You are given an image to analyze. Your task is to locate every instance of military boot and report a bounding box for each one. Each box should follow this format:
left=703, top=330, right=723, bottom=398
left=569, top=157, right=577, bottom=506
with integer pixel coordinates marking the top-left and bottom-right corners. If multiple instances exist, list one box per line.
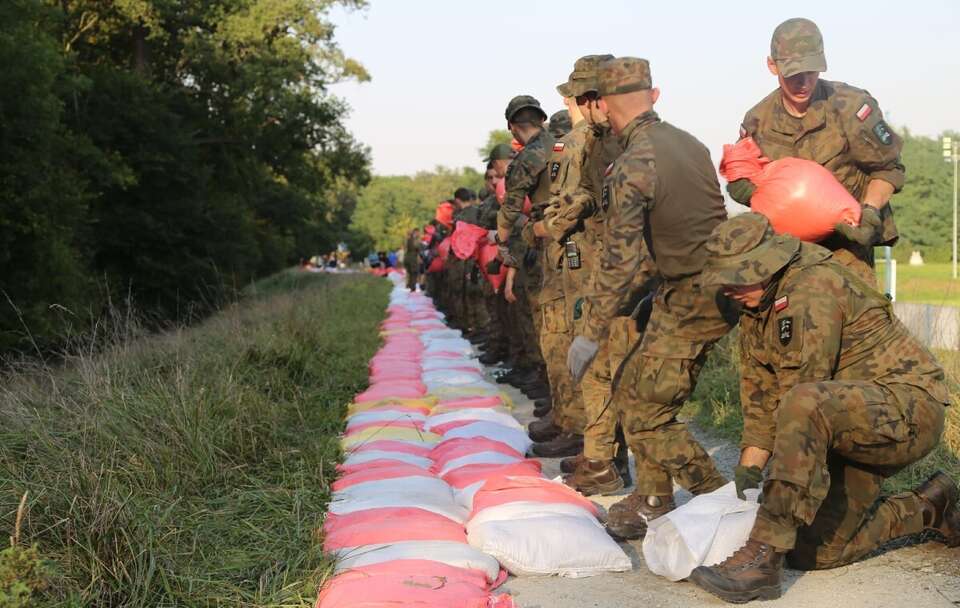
left=688, top=539, right=784, bottom=603
left=479, top=350, right=505, bottom=365
left=564, top=458, right=624, bottom=496
left=528, top=416, right=562, bottom=443
left=533, top=397, right=552, bottom=418
left=523, top=384, right=552, bottom=401
left=532, top=433, right=584, bottom=458
left=560, top=453, right=584, bottom=475
left=606, top=492, right=675, bottom=540
left=916, top=471, right=960, bottom=547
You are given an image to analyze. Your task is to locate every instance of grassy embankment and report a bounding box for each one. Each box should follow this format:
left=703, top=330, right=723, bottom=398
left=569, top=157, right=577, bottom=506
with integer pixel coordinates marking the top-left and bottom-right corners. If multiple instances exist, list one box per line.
left=0, top=271, right=388, bottom=606
left=876, top=261, right=960, bottom=306
left=687, top=335, right=960, bottom=493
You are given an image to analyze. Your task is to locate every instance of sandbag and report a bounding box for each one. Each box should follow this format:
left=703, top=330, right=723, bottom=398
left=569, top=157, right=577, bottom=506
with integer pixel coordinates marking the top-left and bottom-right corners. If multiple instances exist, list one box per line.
left=719, top=137, right=860, bottom=242
left=470, top=476, right=598, bottom=519
left=442, top=422, right=532, bottom=456
left=345, top=439, right=432, bottom=456
left=423, top=357, right=483, bottom=372
left=451, top=221, right=489, bottom=260
left=422, top=368, right=485, bottom=387
left=323, top=507, right=467, bottom=551
left=340, top=426, right=440, bottom=449
left=425, top=409, right=523, bottom=435
left=642, top=482, right=760, bottom=582
left=339, top=450, right=433, bottom=471
left=332, top=463, right=435, bottom=490
left=354, top=381, right=427, bottom=403
left=333, top=540, right=501, bottom=584
left=477, top=243, right=508, bottom=292
left=329, top=477, right=467, bottom=523
left=434, top=395, right=507, bottom=412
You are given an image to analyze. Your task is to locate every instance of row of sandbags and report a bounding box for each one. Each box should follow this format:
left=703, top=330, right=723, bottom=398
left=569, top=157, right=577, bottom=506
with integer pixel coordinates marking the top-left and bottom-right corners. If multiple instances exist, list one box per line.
left=317, top=275, right=630, bottom=607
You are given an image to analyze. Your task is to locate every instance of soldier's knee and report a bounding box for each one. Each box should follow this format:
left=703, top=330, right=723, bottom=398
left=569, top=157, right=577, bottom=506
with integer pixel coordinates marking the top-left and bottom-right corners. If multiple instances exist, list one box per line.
left=777, top=383, right=825, bottom=424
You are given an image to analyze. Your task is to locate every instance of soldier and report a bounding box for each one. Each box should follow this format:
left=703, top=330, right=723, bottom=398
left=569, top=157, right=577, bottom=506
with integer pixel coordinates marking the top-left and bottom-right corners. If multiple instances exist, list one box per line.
left=567, top=57, right=733, bottom=538
left=402, top=227, right=421, bottom=291
left=729, top=18, right=904, bottom=286
left=689, top=213, right=958, bottom=603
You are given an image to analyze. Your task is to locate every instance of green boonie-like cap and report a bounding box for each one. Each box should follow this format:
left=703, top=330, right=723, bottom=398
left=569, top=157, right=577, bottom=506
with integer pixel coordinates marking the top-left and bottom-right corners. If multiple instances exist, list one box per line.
left=548, top=110, right=572, bottom=138
left=504, top=94, right=547, bottom=123
left=556, top=54, right=615, bottom=97
left=484, top=143, right=514, bottom=162
left=597, top=57, right=652, bottom=97
left=770, top=17, right=827, bottom=78
left=700, top=213, right=800, bottom=286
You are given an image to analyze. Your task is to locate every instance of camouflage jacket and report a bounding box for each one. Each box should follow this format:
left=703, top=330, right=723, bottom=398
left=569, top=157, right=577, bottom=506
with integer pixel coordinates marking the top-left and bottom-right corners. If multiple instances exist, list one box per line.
left=496, top=129, right=555, bottom=232
left=583, top=111, right=725, bottom=342
left=738, top=243, right=950, bottom=452
left=741, top=79, right=904, bottom=246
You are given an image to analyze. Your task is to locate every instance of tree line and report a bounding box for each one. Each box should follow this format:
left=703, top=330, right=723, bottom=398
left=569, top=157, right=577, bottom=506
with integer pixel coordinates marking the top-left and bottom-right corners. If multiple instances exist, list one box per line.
left=0, top=0, right=371, bottom=352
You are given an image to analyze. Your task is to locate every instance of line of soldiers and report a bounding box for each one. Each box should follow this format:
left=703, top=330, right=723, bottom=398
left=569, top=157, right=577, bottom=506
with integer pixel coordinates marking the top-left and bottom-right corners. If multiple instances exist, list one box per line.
left=409, top=18, right=959, bottom=603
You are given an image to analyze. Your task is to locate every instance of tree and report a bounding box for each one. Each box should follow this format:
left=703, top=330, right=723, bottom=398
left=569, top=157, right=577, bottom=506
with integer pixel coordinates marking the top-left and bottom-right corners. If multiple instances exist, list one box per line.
left=477, top=129, right=513, bottom=160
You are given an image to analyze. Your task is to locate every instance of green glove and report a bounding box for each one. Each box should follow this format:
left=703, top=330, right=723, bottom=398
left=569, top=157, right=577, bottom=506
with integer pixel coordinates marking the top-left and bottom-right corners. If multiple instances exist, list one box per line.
left=726, top=179, right=756, bottom=206
left=734, top=465, right=763, bottom=500
left=834, top=205, right=883, bottom=247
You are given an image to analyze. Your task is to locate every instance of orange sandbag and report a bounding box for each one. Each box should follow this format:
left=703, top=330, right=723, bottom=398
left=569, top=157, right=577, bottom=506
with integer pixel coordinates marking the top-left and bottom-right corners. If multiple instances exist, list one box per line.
left=719, top=137, right=860, bottom=242
left=427, top=254, right=444, bottom=273
left=437, top=237, right=452, bottom=262
left=477, top=243, right=507, bottom=293
left=451, top=222, right=489, bottom=260
left=470, top=475, right=600, bottom=519
left=435, top=201, right=455, bottom=228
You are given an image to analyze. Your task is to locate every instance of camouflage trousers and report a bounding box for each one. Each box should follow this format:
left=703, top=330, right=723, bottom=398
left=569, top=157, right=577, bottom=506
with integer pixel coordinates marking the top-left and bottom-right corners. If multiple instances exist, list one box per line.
left=751, top=381, right=945, bottom=569
left=516, top=265, right=545, bottom=369
left=404, top=263, right=418, bottom=290
left=611, top=275, right=735, bottom=496
left=426, top=271, right=443, bottom=310
left=503, top=270, right=541, bottom=370
left=463, top=262, right=488, bottom=331
left=581, top=315, right=640, bottom=460
left=539, top=298, right=585, bottom=433
left=481, top=282, right=508, bottom=356
left=444, top=258, right=467, bottom=328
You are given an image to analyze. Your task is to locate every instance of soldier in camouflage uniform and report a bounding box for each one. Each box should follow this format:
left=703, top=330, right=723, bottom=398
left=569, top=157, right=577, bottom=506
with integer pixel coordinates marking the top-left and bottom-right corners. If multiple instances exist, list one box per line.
left=567, top=57, right=733, bottom=537
left=689, top=213, right=958, bottom=604
left=402, top=227, right=421, bottom=291
left=443, top=188, right=478, bottom=331
left=729, top=18, right=905, bottom=286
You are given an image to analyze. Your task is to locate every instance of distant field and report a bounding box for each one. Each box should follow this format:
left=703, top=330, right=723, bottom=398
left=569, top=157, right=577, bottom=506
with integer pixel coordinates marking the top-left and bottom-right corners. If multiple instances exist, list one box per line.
left=877, top=262, right=960, bottom=306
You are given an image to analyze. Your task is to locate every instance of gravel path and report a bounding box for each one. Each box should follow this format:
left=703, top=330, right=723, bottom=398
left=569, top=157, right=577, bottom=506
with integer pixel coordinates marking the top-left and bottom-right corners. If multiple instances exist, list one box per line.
left=483, top=363, right=960, bottom=608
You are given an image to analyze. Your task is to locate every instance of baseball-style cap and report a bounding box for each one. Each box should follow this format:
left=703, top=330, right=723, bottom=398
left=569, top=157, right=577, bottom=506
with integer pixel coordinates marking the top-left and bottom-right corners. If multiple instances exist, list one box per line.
left=700, top=213, right=800, bottom=286
left=770, top=18, right=827, bottom=78
left=548, top=110, right=572, bottom=138
left=556, top=54, right=615, bottom=97
left=504, top=95, right=547, bottom=122
left=597, top=57, right=652, bottom=97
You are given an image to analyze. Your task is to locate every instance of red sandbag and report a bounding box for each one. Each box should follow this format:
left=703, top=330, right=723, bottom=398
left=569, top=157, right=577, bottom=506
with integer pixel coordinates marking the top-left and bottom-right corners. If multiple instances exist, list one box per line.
left=332, top=464, right=436, bottom=491
left=431, top=438, right=525, bottom=470
left=451, top=222, right=489, bottom=260
left=438, top=395, right=506, bottom=410
left=719, top=137, right=860, bottom=242
left=470, top=475, right=599, bottom=518
left=477, top=243, right=508, bottom=292
left=435, top=201, right=455, bottom=228
left=343, top=419, right=422, bottom=436
left=322, top=507, right=467, bottom=551
left=354, top=381, right=426, bottom=403
left=348, top=439, right=432, bottom=455
left=443, top=461, right=544, bottom=490
left=427, top=254, right=444, bottom=273
left=437, top=237, right=452, bottom=262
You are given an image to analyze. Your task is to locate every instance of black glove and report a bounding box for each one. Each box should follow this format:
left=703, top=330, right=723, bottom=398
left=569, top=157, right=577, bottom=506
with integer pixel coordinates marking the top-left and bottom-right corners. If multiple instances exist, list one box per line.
left=726, top=179, right=756, bottom=206
left=734, top=465, right=763, bottom=500
left=485, top=259, right=502, bottom=275
left=834, top=205, right=883, bottom=247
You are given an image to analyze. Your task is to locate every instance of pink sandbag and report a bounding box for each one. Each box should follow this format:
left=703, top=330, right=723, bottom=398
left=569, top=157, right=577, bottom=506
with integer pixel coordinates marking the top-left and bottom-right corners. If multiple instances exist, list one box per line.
left=442, top=461, right=543, bottom=490
left=437, top=237, right=452, bottom=262
left=431, top=438, right=524, bottom=469
left=337, top=458, right=430, bottom=476
left=322, top=507, right=467, bottom=551
left=347, top=439, right=432, bottom=455
left=354, top=382, right=427, bottom=403
left=316, top=560, right=514, bottom=608
left=719, top=137, right=860, bottom=242
left=332, top=463, right=436, bottom=491
left=343, top=419, right=422, bottom=436
left=348, top=404, right=433, bottom=417
left=369, top=369, right=421, bottom=383
left=430, top=419, right=487, bottom=435
left=470, top=475, right=599, bottom=518
left=451, top=222, right=489, bottom=260
left=369, top=359, right=421, bottom=374
left=477, top=243, right=508, bottom=293
left=438, top=396, right=506, bottom=410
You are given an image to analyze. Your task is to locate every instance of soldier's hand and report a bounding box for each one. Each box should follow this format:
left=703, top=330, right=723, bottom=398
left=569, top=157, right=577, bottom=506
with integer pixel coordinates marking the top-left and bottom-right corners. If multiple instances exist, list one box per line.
left=834, top=205, right=882, bottom=246
left=734, top=465, right=763, bottom=500
left=504, top=267, right=518, bottom=303
left=726, top=179, right=756, bottom=206
left=521, top=220, right=537, bottom=247
left=567, top=336, right=600, bottom=384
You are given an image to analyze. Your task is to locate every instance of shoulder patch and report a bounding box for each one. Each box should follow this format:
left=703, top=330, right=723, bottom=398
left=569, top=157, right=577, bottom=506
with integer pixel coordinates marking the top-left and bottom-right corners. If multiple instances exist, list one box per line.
left=778, top=317, right=793, bottom=346
left=872, top=121, right=894, bottom=145
left=855, top=103, right=872, bottom=122
left=550, top=161, right=561, bottom=182
left=553, top=142, right=565, bottom=152
left=774, top=296, right=788, bottom=312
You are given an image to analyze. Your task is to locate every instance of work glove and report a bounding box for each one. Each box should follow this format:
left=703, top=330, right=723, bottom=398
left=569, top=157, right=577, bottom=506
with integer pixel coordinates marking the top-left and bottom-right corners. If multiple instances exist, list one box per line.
left=833, top=205, right=883, bottom=247
left=734, top=464, right=763, bottom=500
left=567, top=336, right=600, bottom=384
left=726, top=179, right=756, bottom=206
left=496, top=241, right=521, bottom=268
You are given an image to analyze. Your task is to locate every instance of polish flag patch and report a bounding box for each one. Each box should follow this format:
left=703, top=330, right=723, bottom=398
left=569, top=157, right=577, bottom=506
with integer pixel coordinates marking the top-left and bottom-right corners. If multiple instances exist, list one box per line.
left=774, top=296, right=789, bottom=312
left=554, top=142, right=565, bottom=152
left=856, top=103, right=872, bottom=122
left=605, top=163, right=614, bottom=176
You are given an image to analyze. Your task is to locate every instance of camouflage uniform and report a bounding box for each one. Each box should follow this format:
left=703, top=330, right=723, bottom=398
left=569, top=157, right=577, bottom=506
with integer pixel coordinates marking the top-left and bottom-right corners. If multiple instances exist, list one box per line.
left=701, top=213, right=950, bottom=569
left=403, top=231, right=420, bottom=291
left=583, top=58, right=732, bottom=497
left=455, top=204, right=490, bottom=332
left=737, top=18, right=905, bottom=286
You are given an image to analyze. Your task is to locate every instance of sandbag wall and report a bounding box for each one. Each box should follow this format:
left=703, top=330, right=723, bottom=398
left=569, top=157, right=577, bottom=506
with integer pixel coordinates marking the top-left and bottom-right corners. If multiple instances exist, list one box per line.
left=317, top=274, right=630, bottom=607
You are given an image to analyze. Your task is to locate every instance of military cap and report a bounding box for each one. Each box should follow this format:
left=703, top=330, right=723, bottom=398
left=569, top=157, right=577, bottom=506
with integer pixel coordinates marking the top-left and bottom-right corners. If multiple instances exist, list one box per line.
left=548, top=110, right=572, bottom=138
left=556, top=54, right=615, bottom=97
left=770, top=18, right=827, bottom=78
left=597, top=57, right=652, bottom=97
left=504, top=94, right=547, bottom=123
left=700, top=213, right=800, bottom=286
left=484, top=143, right=514, bottom=162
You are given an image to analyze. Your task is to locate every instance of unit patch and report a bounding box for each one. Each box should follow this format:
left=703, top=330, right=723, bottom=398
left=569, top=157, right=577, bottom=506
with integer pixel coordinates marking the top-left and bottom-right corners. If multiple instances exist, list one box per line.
left=873, top=121, right=894, bottom=145
left=601, top=185, right=610, bottom=211
left=550, top=161, right=561, bottom=181
left=778, top=317, right=793, bottom=346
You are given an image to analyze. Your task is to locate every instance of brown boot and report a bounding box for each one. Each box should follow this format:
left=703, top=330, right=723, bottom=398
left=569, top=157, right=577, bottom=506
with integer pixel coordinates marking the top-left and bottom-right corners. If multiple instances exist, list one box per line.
left=606, top=492, right=675, bottom=540
left=689, top=539, right=784, bottom=603
left=532, top=433, right=583, bottom=458
left=916, top=471, right=960, bottom=547
left=560, top=453, right=584, bottom=475
left=528, top=417, right=562, bottom=443
left=564, top=458, right=624, bottom=496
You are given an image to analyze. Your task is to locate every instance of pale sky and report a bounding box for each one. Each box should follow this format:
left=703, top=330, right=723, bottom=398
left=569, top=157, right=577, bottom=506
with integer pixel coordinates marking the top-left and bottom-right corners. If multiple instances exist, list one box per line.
left=329, top=0, right=960, bottom=177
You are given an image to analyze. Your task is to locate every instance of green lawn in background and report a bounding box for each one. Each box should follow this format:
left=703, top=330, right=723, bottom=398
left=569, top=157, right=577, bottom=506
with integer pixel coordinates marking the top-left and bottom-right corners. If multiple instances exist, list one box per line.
left=877, top=262, right=960, bottom=306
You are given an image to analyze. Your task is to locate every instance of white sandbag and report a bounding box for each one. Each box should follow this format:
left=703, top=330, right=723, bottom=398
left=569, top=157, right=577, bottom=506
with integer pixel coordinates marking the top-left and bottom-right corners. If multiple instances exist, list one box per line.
left=438, top=451, right=523, bottom=477
left=453, top=481, right=486, bottom=510
left=467, top=514, right=632, bottom=578
left=329, top=476, right=467, bottom=523
left=422, top=369, right=484, bottom=386
left=419, top=328, right=463, bottom=341
left=422, top=358, right=483, bottom=372
left=333, top=540, right=501, bottom=583
left=442, top=422, right=532, bottom=456
left=345, top=410, right=426, bottom=428
left=470, top=501, right=598, bottom=526
left=425, top=409, right=523, bottom=433
left=424, top=338, right=474, bottom=355
left=642, top=482, right=760, bottom=582
left=342, top=450, right=433, bottom=469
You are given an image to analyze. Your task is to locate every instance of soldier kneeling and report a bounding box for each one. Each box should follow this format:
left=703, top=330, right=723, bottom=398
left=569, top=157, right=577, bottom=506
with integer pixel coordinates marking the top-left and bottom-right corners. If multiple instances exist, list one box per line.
left=689, top=213, right=959, bottom=603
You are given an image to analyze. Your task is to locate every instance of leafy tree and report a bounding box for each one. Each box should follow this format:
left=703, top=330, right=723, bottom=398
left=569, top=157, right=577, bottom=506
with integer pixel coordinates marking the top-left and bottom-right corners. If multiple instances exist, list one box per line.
left=477, top=129, right=513, bottom=160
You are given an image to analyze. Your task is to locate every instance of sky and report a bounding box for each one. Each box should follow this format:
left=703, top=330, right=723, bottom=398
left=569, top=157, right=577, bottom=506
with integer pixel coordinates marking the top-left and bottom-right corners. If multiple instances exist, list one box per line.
left=328, top=0, right=960, bottom=177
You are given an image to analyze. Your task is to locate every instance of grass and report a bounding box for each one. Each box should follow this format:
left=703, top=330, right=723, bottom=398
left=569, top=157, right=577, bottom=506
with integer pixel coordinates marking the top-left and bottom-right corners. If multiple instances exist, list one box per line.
left=686, top=333, right=960, bottom=494
left=877, top=262, right=960, bottom=306
left=0, top=271, right=389, bottom=606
